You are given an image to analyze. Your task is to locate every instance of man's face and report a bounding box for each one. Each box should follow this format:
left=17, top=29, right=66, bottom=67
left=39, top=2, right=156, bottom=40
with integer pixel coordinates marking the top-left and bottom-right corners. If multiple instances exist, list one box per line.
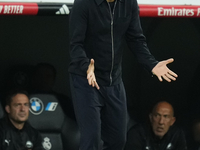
left=149, top=102, right=175, bottom=139
left=6, top=94, right=30, bottom=124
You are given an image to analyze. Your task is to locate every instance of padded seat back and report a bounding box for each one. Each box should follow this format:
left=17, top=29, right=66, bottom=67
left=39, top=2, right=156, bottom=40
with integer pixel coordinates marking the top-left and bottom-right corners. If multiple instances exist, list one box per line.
left=28, top=94, right=80, bottom=150
left=0, top=101, right=4, bottom=119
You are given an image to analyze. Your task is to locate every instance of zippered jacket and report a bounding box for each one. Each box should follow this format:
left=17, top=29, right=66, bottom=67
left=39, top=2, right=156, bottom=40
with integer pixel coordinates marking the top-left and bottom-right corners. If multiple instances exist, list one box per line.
left=0, top=117, right=44, bottom=150
left=69, top=0, right=158, bottom=86
left=124, top=123, right=187, bottom=150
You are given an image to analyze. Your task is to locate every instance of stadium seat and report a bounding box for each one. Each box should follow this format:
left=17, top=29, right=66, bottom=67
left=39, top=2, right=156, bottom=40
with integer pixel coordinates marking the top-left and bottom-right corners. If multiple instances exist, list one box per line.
left=127, top=113, right=137, bottom=132
left=0, top=101, right=4, bottom=119
left=28, top=94, right=80, bottom=150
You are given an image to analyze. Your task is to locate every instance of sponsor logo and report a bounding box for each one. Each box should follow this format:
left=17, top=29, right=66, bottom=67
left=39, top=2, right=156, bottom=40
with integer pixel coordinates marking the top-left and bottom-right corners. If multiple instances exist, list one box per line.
left=158, top=7, right=194, bottom=17
left=0, top=5, right=23, bottom=14
left=56, top=4, right=69, bottom=15
left=26, top=141, right=33, bottom=149
left=4, top=139, right=10, bottom=146
left=43, top=137, right=52, bottom=150
left=29, top=97, right=44, bottom=115
left=166, top=143, right=172, bottom=149
left=45, top=102, right=58, bottom=111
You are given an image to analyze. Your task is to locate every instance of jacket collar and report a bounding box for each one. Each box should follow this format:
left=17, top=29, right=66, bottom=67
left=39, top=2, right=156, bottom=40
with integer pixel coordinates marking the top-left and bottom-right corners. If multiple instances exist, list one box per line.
left=95, top=0, right=104, bottom=5
left=5, top=115, right=27, bottom=131
left=95, top=0, right=124, bottom=6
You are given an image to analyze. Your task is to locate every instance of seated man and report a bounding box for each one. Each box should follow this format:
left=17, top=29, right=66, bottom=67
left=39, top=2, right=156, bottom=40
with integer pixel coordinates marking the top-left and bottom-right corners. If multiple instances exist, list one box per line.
left=0, top=89, right=44, bottom=150
left=124, top=101, right=187, bottom=150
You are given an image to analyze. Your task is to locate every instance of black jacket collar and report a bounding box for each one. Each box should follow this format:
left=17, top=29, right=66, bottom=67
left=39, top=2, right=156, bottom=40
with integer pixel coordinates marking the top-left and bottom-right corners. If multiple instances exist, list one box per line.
left=5, top=116, right=27, bottom=132
left=95, top=0, right=124, bottom=6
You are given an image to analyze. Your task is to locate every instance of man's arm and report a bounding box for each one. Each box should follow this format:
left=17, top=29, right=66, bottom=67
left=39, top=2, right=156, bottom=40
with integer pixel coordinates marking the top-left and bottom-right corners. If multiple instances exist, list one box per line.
left=125, top=0, right=158, bottom=72
left=69, top=0, right=90, bottom=74
left=70, top=0, right=100, bottom=88
left=125, top=0, right=177, bottom=82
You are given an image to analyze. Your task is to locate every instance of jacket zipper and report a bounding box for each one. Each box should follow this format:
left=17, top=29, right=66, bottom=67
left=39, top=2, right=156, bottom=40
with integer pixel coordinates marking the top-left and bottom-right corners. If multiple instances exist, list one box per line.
left=107, top=0, right=117, bottom=86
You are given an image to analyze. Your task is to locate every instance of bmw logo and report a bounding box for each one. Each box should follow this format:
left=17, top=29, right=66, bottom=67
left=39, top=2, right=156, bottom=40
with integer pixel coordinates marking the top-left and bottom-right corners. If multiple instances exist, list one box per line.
left=29, top=97, right=44, bottom=115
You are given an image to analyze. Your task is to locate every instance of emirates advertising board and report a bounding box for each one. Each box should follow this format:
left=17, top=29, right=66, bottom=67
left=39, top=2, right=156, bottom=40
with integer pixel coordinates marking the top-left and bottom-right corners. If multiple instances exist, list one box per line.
left=0, top=0, right=200, bottom=16
left=138, top=0, right=200, bottom=17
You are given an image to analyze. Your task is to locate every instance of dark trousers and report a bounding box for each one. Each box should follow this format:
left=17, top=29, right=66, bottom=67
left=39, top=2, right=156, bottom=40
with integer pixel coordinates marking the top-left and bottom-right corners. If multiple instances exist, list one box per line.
left=70, top=74, right=127, bottom=150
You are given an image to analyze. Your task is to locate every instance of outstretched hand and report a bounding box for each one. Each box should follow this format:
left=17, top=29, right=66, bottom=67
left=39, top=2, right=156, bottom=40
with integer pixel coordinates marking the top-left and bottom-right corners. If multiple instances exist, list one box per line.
left=87, top=59, right=100, bottom=90
left=152, top=58, right=178, bottom=82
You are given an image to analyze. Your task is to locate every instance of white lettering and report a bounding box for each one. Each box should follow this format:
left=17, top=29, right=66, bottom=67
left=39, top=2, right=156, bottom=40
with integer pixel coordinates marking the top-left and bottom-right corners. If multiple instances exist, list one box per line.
left=3, top=5, right=23, bottom=14
left=171, top=7, right=174, bottom=16
left=16, top=5, right=20, bottom=13
left=176, top=9, right=185, bottom=16
left=182, top=9, right=186, bottom=16
left=0, top=5, right=3, bottom=13
left=186, top=9, right=194, bottom=16
left=197, top=8, right=200, bottom=16
left=175, top=9, right=179, bottom=16
left=164, top=9, right=172, bottom=16
left=190, top=9, right=194, bottom=16
left=7, top=5, right=10, bottom=13
left=19, top=5, right=23, bottom=14
left=4, top=5, right=7, bottom=13
left=158, top=7, right=164, bottom=16
left=158, top=7, right=194, bottom=17
left=10, top=5, right=16, bottom=13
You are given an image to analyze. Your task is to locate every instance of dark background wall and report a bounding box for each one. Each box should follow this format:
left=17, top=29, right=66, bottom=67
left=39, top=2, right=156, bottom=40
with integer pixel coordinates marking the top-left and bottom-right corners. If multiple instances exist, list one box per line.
left=124, top=17, right=200, bottom=125
left=0, top=15, right=200, bottom=127
left=0, top=16, right=71, bottom=95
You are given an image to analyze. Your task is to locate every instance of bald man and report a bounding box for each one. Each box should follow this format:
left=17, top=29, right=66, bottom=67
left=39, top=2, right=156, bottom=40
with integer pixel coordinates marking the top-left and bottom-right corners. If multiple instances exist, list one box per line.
left=124, top=101, right=187, bottom=150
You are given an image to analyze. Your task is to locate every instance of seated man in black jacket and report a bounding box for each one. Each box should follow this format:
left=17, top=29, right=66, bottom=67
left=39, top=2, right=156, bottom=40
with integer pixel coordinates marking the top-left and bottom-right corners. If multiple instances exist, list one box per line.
left=0, top=89, right=44, bottom=150
left=125, top=101, right=187, bottom=150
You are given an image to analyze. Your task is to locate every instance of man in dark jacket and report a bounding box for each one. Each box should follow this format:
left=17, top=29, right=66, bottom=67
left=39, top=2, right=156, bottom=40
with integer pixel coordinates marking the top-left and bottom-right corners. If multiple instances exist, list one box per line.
left=125, top=101, right=187, bottom=150
left=0, top=90, right=44, bottom=150
left=69, top=0, right=178, bottom=149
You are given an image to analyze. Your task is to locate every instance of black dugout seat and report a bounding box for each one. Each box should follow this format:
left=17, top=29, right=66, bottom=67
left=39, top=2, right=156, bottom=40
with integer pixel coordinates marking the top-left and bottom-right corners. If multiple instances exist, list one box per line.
left=127, top=113, right=137, bottom=132
left=0, top=101, right=4, bottom=119
left=28, top=94, right=80, bottom=150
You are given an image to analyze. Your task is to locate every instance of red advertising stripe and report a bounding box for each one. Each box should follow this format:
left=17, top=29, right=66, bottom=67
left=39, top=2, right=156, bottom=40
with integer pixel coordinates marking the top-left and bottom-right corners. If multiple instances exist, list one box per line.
left=0, top=3, right=38, bottom=15
left=139, top=5, right=200, bottom=17
left=0, top=3, right=200, bottom=17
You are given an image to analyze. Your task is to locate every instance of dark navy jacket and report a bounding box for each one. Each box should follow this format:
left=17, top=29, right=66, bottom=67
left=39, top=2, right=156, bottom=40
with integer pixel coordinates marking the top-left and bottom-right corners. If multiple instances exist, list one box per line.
left=125, top=123, right=187, bottom=150
left=0, top=117, right=44, bottom=150
left=69, top=0, right=158, bottom=86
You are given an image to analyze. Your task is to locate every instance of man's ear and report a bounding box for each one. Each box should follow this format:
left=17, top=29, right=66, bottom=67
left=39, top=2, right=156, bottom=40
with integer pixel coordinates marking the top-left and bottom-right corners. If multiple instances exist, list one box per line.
left=5, top=105, right=10, bottom=114
left=170, top=117, right=176, bottom=126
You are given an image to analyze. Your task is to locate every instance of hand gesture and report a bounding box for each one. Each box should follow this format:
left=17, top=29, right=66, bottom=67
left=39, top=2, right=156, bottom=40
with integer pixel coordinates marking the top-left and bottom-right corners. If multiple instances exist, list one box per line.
left=87, top=59, right=100, bottom=90
left=152, top=58, right=178, bottom=82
